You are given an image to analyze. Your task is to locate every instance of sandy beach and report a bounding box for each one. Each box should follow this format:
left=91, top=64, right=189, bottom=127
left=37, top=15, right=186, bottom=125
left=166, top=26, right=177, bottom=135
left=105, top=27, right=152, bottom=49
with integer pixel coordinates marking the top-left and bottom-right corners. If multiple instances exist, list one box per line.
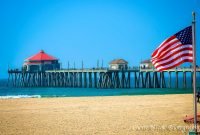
left=0, top=94, right=199, bottom=135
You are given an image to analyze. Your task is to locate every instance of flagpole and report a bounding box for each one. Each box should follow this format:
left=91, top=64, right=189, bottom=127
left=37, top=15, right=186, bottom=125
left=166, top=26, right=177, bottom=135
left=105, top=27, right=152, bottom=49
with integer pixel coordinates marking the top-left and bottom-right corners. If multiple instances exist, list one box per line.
left=192, top=11, right=197, bottom=133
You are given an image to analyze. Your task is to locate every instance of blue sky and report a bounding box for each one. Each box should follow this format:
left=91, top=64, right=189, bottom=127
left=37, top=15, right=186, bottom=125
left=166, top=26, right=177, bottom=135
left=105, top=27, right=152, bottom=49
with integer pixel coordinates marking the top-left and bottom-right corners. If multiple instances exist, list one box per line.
left=0, top=0, right=200, bottom=78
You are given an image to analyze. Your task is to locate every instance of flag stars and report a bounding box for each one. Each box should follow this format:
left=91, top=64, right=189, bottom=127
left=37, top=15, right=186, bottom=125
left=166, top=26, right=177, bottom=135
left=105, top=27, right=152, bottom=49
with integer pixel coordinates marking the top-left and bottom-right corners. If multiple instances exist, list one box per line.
left=175, top=26, right=192, bottom=44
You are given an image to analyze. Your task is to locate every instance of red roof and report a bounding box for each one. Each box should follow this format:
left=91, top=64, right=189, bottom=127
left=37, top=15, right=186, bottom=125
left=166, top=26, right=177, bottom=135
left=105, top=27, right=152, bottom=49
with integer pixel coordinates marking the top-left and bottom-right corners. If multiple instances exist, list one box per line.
left=25, top=50, right=58, bottom=61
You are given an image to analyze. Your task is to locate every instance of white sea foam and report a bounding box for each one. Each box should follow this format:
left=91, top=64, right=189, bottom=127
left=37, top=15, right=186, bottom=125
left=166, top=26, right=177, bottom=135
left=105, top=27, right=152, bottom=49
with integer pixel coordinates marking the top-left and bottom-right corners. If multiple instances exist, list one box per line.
left=0, top=95, right=41, bottom=99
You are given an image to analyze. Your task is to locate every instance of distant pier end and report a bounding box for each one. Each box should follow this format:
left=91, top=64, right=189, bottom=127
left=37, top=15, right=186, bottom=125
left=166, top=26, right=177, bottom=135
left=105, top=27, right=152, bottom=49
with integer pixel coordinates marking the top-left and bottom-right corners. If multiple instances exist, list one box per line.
left=7, top=52, right=200, bottom=89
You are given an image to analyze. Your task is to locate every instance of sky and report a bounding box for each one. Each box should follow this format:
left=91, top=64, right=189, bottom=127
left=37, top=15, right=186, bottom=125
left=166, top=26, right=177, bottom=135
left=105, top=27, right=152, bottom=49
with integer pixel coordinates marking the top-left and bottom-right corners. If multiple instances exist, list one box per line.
left=0, top=0, right=200, bottom=79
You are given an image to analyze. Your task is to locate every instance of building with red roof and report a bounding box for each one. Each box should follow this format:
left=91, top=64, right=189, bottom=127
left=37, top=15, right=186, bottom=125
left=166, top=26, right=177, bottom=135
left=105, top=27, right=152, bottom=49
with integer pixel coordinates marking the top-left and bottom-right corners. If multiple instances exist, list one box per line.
left=23, top=50, right=60, bottom=72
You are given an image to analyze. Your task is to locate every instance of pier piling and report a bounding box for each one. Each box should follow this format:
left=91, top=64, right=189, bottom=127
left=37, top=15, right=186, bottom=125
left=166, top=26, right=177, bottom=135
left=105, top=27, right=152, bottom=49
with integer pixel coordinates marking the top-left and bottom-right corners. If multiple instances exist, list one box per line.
left=8, top=68, right=200, bottom=89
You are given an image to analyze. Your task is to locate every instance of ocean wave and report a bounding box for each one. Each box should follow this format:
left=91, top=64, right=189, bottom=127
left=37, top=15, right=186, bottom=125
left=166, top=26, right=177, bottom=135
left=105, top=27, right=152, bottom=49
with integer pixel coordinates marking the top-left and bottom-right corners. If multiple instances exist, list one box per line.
left=0, top=95, right=41, bottom=99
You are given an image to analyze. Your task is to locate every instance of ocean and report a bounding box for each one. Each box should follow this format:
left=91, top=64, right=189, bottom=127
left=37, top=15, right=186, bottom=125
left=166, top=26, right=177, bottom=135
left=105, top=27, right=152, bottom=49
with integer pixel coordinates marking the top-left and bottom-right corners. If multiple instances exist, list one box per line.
left=0, top=76, right=199, bottom=98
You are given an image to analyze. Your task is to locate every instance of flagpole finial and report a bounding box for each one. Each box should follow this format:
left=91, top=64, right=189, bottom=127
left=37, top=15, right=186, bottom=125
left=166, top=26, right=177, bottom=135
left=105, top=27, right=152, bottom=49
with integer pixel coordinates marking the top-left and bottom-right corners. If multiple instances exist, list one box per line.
left=192, top=12, right=196, bottom=22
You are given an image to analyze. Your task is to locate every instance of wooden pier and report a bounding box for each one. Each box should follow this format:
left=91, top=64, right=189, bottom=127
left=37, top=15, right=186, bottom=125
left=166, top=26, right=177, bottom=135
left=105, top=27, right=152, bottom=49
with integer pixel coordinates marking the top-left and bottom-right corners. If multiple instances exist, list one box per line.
left=8, top=68, right=200, bottom=89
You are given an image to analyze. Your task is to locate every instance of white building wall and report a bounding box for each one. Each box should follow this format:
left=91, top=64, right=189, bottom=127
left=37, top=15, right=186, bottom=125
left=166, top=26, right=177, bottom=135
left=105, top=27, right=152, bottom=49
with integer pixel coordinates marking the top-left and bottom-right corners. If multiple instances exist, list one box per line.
left=109, top=64, right=118, bottom=70
left=140, top=63, right=152, bottom=68
left=109, top=64, right=127, bottom=70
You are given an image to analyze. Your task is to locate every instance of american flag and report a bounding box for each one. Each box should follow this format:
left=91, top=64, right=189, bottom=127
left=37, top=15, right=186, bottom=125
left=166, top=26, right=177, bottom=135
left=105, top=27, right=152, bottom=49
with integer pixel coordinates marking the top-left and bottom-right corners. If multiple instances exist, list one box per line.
left=151, top=26, right=193, bottom=71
